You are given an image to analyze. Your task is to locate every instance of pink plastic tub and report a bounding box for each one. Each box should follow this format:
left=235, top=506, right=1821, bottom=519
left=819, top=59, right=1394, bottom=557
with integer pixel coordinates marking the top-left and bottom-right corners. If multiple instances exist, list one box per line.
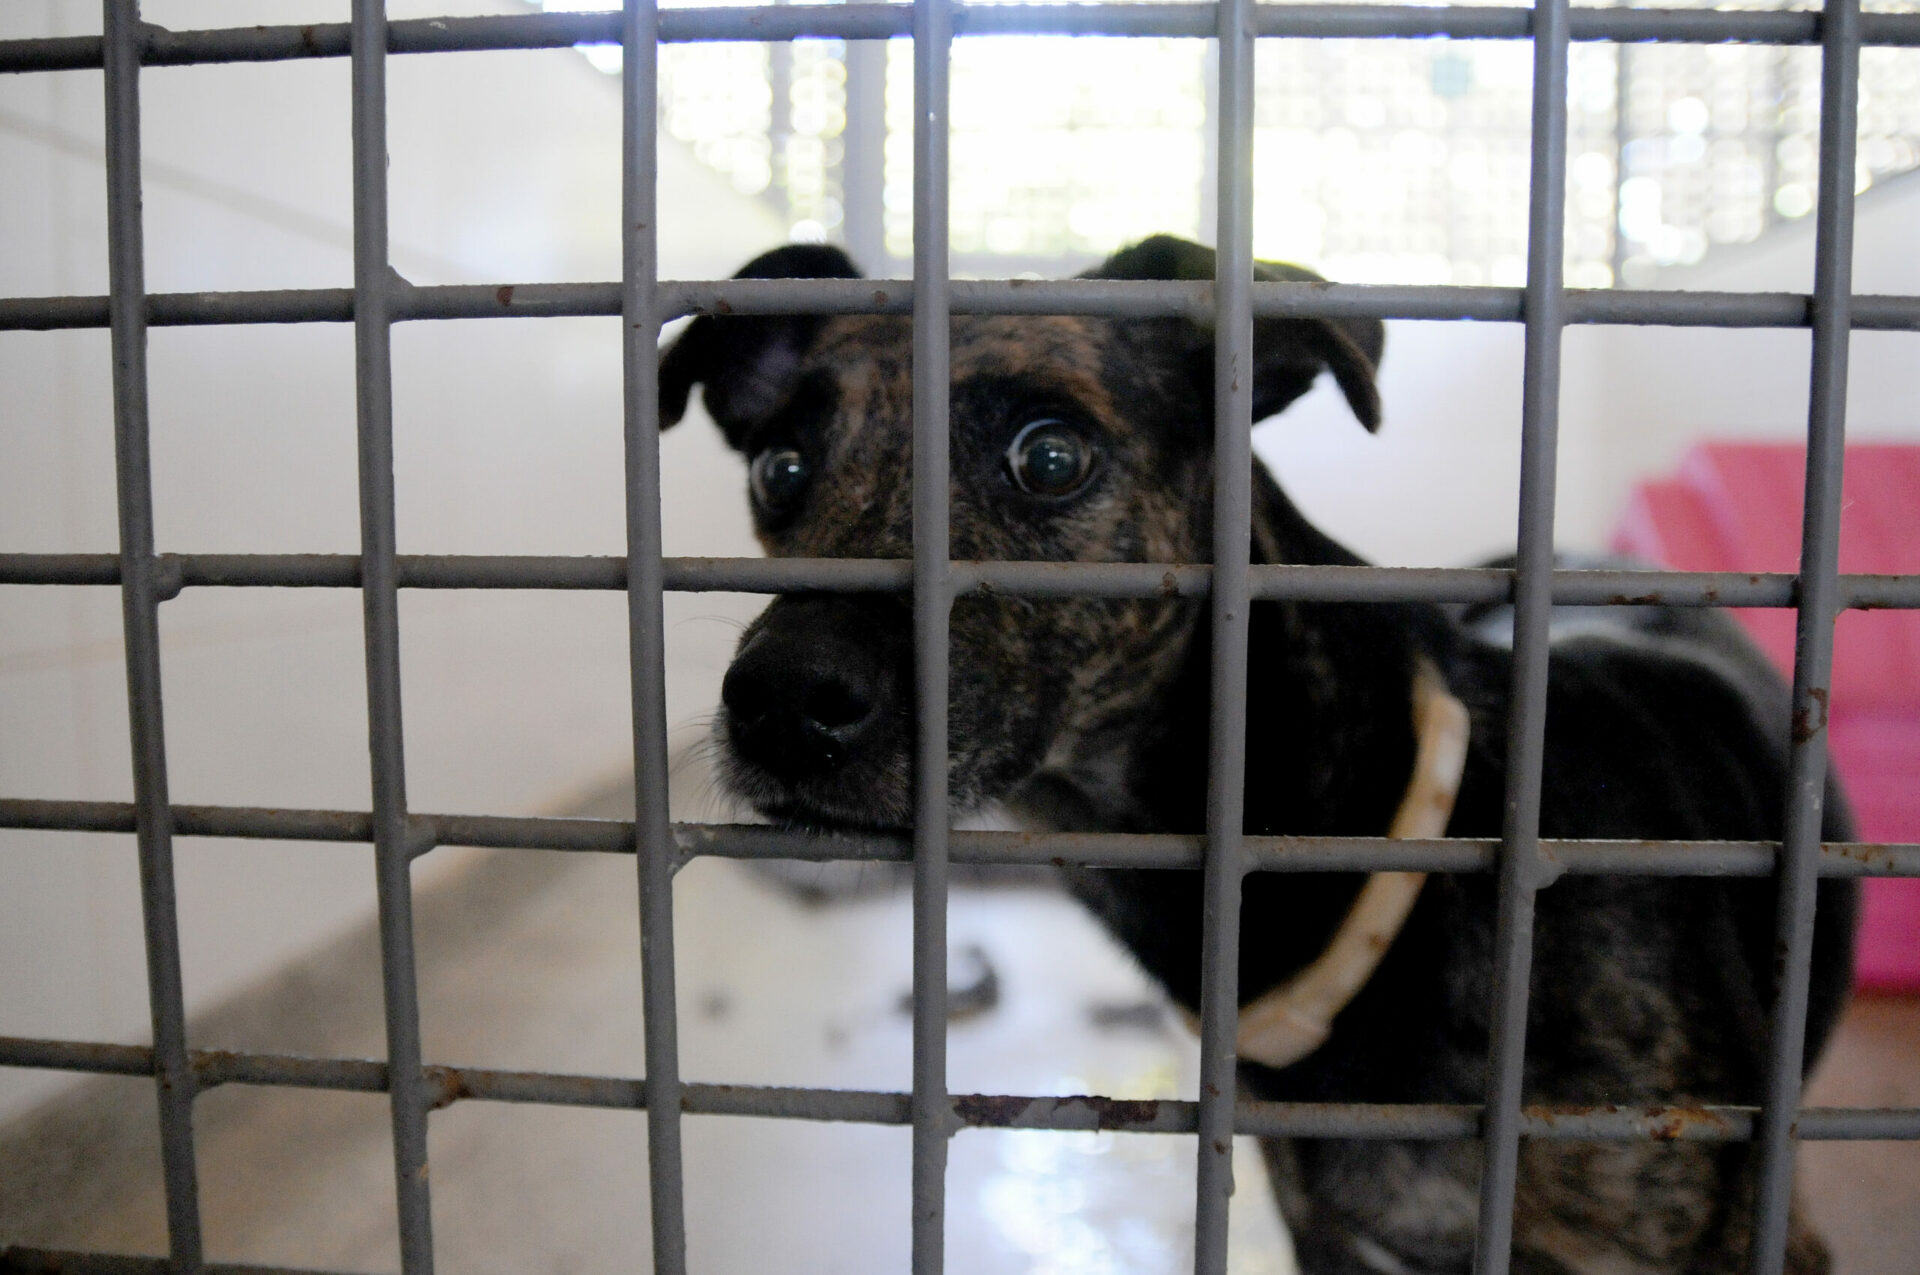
left=1613, top=443, right=1920, bottom=993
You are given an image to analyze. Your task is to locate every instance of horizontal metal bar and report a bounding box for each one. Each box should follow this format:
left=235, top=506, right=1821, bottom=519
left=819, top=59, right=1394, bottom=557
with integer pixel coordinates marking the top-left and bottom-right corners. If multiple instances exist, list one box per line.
left=200, top=1050, right=388, bottom=1094
left=4, top=1036, right=1915, bottom=1144
left=671, top=281, right=1920, bottom=330
left=6, top=555, right=1917, bottom=611
left=0, top=799, right=379, bottom=843
left=0, top=1249, right=354, bottom=1275
left=5, top=5, right=1920, bottom=74
left=0, top=553, right=908, bottom=594
left=1798, top=1107, right=1920, bottom=1141
left=8, top=280, right=1920, bottom=333
left=0, top=1036, right=155, bottom=1076
left=5, top=799, right=1917, bottom=878
left=0, top=289, right=355, bottom=329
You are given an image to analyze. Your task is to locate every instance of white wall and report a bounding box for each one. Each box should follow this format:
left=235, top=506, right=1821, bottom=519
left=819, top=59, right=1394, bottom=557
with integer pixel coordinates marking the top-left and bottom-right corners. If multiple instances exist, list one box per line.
left=1, top=0, right=784, bottom=1123
left=1259, top=171, right=1920, bottom=567
left=1561, top=171, right=1920, bottom=543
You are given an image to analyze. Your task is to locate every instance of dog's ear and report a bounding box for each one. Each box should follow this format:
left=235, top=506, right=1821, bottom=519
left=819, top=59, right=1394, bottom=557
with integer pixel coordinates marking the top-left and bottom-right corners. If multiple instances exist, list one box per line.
left=1086, top=234, right=1384, bottom=432
left=659, top=243, right=863, bottom=449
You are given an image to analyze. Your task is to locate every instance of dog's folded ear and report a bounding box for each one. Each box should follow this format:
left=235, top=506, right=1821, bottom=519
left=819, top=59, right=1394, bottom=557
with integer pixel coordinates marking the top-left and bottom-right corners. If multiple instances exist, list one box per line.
left=659, top=244, right=863, bottom=448
left=1087, top=234, right=1385, bottom=432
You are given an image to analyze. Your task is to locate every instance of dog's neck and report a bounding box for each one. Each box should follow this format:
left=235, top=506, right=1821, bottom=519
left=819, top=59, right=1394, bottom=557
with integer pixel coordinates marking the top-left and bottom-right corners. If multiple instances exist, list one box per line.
left=1195, top=467, right=1436, bottom=839
left=1159, top=598, right=1430, bottom=840
left=1016, top=467, right=1450, bottom=1017
left=1016, top=466, right=1438, bottom=837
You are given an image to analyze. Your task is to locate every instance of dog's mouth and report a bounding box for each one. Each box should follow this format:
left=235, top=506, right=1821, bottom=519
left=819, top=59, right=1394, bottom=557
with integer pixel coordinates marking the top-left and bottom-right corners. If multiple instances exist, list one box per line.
left=747, top=799, right=906, bottom=837
left=716, top=745, right=917, bottom=834
left=714, top=713, right=1009, bottom=831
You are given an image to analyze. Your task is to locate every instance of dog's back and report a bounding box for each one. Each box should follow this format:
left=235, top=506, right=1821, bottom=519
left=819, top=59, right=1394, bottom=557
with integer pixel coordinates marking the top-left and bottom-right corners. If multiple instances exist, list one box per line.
left=1238, top=587, right=1859, bottom=1275
left=1458, top=558, right=1857, bottom=1072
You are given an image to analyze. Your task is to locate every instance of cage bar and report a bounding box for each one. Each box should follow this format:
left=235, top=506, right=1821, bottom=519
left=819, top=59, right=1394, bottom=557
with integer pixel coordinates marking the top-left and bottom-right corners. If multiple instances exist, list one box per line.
left=1749, top=1, right=1864, bottom=1271
left=1191, top=0, right=1259, bottom=1266
left=908, top=0, right=956, bottom=1267
left=7, top=279, right=1920, bottom=333
left=6, top=6, right=1920, bottom=76
left=1472, top=0, right=1570, bottom=1268
left=616, top=0, right=690, bottom=1269
left=8, top=553, right=1920, bottom=612
left=5, top=798, right=1920, bottom=880
left=99, top=0, right=205, bottom=1266
left=5, top=1031, right=1918, bottom=1144
left=347, top=1, right=437, bottom=1268
left=0, top=1253, right=353, bottom=1275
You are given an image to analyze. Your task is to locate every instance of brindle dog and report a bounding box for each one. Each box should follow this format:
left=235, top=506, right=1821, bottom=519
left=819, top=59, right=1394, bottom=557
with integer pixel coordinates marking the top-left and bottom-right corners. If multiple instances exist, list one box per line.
left=658, top=235, right=1856, bottom=1275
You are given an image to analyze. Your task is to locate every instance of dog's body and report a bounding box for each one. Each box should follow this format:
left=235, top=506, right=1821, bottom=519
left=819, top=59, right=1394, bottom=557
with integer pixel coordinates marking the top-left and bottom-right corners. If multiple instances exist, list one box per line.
left=660, top=236, right=1857, bottom=1275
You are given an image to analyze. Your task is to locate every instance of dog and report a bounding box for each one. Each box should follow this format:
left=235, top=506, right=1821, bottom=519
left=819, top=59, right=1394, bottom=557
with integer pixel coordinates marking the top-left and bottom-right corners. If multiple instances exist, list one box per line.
left=658, top=235, right=1857, bottom=1275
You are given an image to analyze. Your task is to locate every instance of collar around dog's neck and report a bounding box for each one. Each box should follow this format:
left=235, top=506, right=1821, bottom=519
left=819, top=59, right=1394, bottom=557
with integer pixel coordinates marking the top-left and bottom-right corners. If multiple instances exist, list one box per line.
left=1211, top=659, right=1471, bottom=1071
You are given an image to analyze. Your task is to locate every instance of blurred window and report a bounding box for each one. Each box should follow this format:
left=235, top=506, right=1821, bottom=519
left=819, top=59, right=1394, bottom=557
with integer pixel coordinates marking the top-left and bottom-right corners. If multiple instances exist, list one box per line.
left=547, top=0, right=1920, bottom=286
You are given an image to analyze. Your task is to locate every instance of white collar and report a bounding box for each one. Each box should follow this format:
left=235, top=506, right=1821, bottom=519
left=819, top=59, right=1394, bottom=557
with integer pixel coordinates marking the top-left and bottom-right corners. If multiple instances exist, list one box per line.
left=1207, top=659, right=1471, bottom=1070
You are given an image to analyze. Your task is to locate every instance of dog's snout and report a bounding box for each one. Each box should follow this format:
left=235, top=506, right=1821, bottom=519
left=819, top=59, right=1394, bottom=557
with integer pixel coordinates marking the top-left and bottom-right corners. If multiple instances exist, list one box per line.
left=794, top=677, right=871, bottom=731
left=722, top=607, right=888, bottom=780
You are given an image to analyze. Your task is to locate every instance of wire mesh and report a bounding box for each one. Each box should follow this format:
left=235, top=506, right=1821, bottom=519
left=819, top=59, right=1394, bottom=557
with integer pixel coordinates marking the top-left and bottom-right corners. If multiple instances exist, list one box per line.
left=2, top=3, right=1919, bottom=1275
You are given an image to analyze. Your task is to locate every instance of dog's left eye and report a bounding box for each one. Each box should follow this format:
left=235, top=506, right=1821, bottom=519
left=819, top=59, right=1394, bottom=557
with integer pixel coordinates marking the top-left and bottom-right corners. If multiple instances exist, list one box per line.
left=749, top=445, right=811, bottom=517
left=1006, top=419, right=1095, bottom=498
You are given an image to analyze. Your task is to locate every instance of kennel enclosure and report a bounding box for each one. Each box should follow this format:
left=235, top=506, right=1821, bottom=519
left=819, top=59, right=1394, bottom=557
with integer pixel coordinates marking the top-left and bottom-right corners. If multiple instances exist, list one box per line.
left=3, top=2, right=1920, bottom=1274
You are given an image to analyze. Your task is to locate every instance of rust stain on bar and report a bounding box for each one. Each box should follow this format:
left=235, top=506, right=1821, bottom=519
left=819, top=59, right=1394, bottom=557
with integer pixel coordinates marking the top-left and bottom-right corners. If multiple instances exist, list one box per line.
left=1644, top=1104, right=1735, bottom=1141
left=951, top=1093, right=1041, bottom=1126
left=1791, top=686, right=1830, bottom=744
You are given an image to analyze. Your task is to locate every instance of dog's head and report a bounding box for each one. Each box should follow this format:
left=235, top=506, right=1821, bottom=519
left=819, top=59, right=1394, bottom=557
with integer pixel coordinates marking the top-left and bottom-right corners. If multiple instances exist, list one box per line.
left=659, top=235, right=1382, bottom=830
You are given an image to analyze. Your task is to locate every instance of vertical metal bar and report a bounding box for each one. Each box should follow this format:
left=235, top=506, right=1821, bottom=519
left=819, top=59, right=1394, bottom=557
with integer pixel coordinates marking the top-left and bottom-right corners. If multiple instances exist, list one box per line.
left=622, top=1, right=688, bottom=1271
left=1748, top=1, right=1859, bottom=1270
left=1472, top=0, right=1570, bottom=1271
left=100, top=2, right=204, bottom=1267
left=909, top=0, right=954, bottom=1269
left=349, top=3, right=435, bottom=1269
left=1193, top=0, right=1255, bottom=1268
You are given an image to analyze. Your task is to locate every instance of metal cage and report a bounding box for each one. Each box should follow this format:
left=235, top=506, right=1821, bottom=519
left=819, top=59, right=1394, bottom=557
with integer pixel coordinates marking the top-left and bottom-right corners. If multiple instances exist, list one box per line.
left=3, top=3, right=1919, bottom=1274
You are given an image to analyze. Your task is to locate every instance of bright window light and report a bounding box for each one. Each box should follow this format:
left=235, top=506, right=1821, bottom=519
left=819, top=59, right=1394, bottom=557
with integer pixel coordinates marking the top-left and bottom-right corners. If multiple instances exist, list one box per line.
left=543, top=0, right=1920, bottom=285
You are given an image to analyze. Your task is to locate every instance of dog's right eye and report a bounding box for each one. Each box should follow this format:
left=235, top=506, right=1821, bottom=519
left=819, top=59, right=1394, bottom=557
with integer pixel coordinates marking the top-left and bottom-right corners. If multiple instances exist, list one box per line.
left=1006, top=418, right=1096, bottom=499
left=749, top=445, right=811, bottom=518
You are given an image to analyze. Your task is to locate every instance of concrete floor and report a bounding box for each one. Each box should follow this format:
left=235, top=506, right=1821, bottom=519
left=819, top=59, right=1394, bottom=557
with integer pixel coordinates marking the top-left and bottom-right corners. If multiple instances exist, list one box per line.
left=0, top=782, right=1292, bottom=1274
left=1, top=778, right=1914, bottom=1273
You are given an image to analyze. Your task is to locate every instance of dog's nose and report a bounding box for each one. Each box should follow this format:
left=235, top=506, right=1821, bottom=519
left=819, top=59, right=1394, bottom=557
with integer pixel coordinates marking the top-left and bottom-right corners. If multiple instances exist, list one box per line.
left=722, top=621, right=885, bottom=779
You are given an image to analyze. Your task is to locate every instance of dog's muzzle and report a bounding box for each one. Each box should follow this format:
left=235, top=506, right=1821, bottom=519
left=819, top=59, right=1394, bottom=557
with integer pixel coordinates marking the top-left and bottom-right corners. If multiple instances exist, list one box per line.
left=720, top=596, right=905, bottom=789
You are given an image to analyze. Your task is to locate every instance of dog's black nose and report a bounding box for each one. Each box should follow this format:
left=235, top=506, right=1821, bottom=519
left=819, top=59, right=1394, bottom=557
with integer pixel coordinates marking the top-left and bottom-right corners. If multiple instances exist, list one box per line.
left=722, top=605, right=888, bottom=780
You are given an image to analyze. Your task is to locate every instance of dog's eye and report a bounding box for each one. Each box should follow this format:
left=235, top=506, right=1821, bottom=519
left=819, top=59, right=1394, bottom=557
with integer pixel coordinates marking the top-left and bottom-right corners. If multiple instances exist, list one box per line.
left=1006, top=419, right=1095, bottom=498
left=749, top=445, right=811, bottom=516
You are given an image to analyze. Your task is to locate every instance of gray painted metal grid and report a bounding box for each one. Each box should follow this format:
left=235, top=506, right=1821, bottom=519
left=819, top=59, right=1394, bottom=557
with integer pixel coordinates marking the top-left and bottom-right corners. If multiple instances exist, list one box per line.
left=1195, top=0, right=1256, bottom=1265
left=347, top=3, right=437, bottom=1265
left=1475, top=0, right=1571, bottom=1260
left=908, top=0, right=955, bottom=1263
left=2, top=2, right=1919, bottom=1275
